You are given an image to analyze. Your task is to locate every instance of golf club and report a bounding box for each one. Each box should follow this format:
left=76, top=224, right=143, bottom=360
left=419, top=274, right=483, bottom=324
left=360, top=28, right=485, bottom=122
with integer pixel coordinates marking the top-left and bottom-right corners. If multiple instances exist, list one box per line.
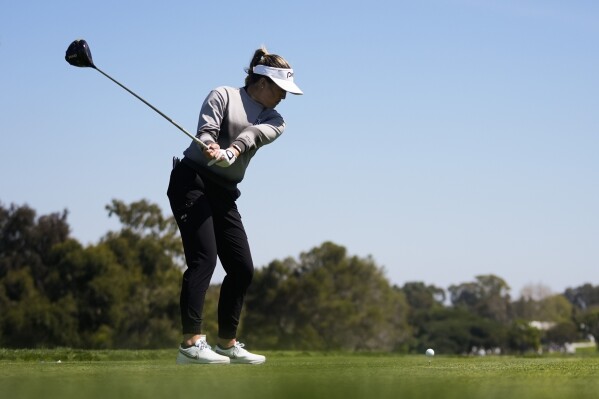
left=64, top=39, right=209, bottom=151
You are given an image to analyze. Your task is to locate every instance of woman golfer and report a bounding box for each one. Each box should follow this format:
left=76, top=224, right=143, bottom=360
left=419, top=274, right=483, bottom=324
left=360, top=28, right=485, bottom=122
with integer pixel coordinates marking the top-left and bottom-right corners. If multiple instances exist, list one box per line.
left=168, top=47, right=302, bottom=364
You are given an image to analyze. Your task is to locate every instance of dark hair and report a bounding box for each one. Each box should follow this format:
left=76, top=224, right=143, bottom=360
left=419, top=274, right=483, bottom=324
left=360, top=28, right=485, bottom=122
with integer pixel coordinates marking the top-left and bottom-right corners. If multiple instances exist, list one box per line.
left=244, top=46, right=292, bottom=87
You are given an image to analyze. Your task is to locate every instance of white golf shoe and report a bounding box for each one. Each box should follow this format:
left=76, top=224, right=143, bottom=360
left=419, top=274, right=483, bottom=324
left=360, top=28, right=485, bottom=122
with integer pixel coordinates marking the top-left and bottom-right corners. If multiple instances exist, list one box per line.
left=215, top=342, right=266, bottom=364
left=176, top=336, right=230, bottom=364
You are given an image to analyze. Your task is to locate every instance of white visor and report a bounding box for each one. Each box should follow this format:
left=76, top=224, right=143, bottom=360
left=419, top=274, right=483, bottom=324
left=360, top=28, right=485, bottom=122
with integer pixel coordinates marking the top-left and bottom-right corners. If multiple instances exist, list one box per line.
left=253, top=65, right=303, bottom=95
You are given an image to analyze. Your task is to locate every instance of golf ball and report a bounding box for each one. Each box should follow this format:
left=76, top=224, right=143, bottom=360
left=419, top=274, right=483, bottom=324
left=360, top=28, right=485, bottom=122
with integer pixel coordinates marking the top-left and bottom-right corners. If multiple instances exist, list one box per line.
left=425, top=348, right=435, bottom=357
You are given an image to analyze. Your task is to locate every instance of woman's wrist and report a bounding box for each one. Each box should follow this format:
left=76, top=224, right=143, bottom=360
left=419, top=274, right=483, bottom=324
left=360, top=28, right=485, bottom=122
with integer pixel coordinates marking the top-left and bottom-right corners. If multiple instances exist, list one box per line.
left=230, top=145, right=241, bottom=157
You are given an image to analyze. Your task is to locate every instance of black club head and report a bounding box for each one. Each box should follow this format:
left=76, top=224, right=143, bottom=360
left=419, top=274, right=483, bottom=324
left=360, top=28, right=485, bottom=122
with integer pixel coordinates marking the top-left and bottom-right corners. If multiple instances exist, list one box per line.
left=65, top=39, right=95, bottom=68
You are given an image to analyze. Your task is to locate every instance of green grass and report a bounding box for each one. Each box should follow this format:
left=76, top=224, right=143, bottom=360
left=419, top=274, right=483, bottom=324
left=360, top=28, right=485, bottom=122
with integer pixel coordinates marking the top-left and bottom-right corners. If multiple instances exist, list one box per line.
left=1, top=350, right=598, bottom=399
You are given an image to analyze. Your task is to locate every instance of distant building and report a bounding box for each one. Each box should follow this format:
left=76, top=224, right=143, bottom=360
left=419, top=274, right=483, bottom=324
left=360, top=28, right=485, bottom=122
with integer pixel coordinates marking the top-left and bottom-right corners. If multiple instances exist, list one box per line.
left=529, top=321, right=556, bottom=331
left=529, top=321, right=596, bottom=354
left=564, top=335, right=596, bottom=354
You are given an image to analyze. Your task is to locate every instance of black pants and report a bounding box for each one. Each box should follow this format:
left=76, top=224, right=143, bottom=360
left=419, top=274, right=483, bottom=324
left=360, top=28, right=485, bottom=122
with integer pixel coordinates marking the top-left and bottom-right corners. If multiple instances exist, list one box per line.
left=167, top=159, right=254, bottom=339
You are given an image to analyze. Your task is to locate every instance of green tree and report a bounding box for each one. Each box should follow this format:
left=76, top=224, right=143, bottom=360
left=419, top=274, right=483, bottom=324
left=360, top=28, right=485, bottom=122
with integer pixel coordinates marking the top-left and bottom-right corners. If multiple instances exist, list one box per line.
left=575, top=306, right=599, bottom=351
left=400, top=282, right=445, bottom=311
left=93, top=199, right=183, bottom=348
left=449, top=274, right=511, bottom=323
left=0, top=203, right=69, bottom=291
left=243, top=242, right=411, bottom=351
left=0, top=203, right=74, bottom=347
left=0, top=200, right=184, bottom=349
left=415, top=306, right=506, bottom=354
left=507, top=320, right=541, bottom=354
left=544, top=321, right=580, bottom=347
left=564, top=284, right=599, bottom=310
left=104, top=199, right=183, bottom=265
left=397, top=282, right=446, bottom=351
left=512, top=294, right=573, bottom=323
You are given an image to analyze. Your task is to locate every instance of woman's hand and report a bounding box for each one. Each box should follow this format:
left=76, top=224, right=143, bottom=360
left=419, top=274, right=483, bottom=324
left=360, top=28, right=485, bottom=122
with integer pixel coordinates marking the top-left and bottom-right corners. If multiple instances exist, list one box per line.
left=209, top=147, right=239, bottom=168
left=202, top=142, right=221, bottom=162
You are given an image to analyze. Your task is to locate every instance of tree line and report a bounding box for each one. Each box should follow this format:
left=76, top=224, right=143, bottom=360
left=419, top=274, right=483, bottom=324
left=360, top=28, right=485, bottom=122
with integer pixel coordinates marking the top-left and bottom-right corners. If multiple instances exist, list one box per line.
left=1, top=200, right=598, bottom=353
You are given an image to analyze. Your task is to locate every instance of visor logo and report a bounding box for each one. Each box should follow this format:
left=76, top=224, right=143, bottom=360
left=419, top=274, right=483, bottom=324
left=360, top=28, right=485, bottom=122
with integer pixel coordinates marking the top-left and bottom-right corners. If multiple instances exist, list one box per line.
left=287, top=72, right=294, bottom=79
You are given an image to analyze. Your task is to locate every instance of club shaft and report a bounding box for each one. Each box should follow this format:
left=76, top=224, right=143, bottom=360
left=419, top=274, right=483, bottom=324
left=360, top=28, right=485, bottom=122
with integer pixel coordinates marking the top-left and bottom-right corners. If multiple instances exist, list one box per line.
left=93, top=66, right=208, bottom=150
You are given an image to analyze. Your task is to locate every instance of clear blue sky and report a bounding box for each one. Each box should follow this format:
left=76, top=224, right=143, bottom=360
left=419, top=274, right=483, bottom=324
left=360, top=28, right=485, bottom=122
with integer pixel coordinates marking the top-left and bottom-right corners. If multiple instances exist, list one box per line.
left=1, top=0, right=597, bottom=297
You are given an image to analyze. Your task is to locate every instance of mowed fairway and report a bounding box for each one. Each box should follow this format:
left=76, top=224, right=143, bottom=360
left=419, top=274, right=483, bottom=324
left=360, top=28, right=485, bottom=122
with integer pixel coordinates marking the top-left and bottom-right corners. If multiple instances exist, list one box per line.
left=1, top=350, right=598, bottom=399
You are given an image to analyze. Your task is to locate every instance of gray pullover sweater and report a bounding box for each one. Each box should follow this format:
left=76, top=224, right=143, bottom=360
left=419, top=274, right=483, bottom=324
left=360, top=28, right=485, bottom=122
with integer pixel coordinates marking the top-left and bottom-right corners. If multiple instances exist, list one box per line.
left=183, top=86, right=285, bottom=188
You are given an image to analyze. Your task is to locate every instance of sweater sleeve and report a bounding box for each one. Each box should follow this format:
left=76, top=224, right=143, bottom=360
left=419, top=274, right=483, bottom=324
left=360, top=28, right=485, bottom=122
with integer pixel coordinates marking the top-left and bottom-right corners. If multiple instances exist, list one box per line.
left=196, top=88, right=228, bottom=145
left=232, top=112, right=286, bottom=153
